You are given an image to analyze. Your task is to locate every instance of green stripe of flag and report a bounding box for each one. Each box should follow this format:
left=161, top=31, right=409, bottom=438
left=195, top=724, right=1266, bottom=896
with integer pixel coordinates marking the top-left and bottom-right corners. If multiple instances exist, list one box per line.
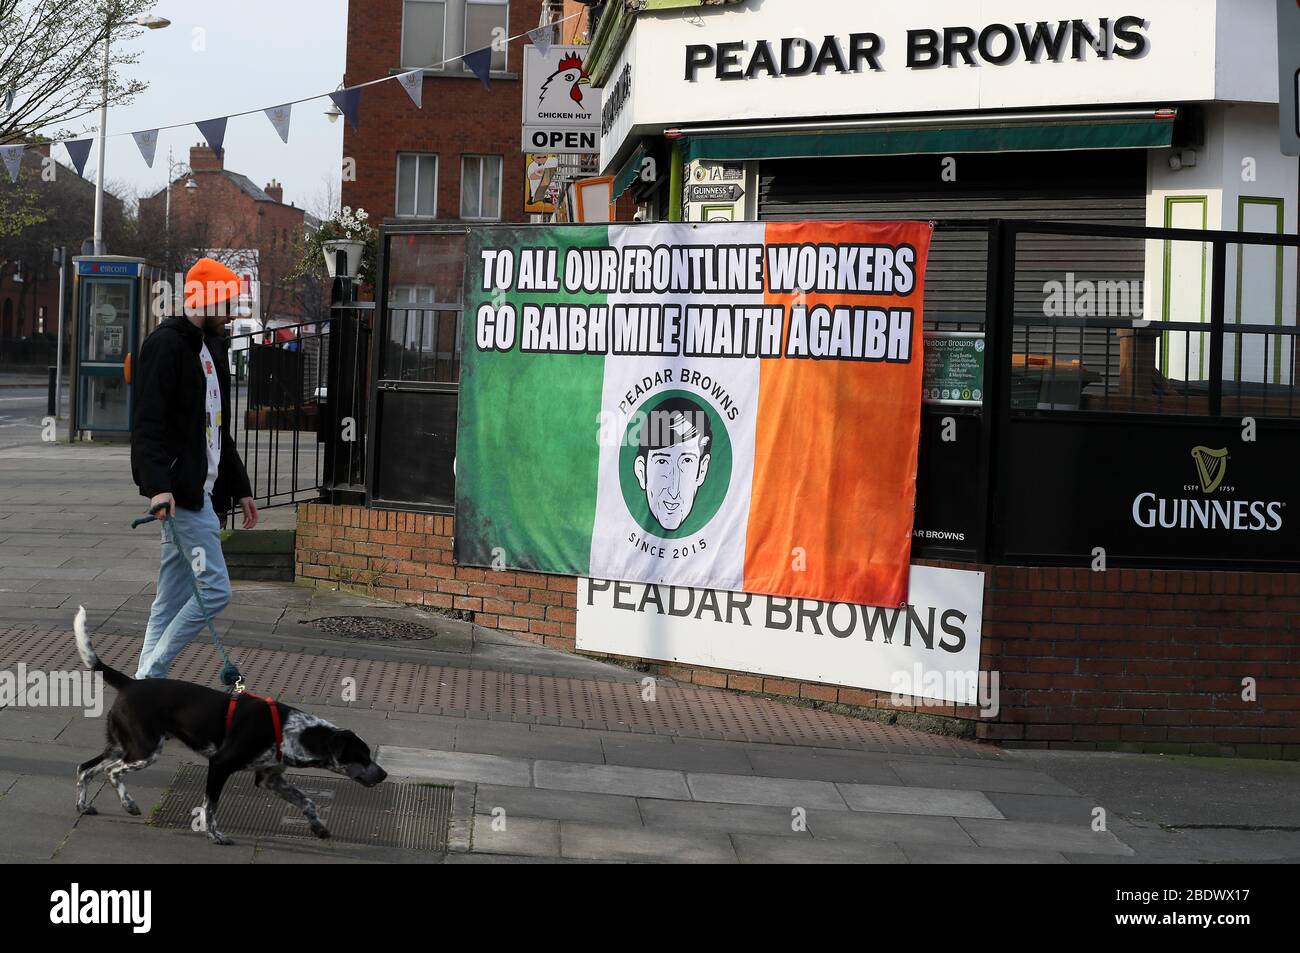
left=454, top=225, right=609, bottom=574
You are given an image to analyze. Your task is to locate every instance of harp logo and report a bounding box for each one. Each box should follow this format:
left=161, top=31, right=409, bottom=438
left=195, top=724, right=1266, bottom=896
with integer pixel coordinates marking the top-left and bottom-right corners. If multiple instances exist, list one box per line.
left=1131, top=444, right=1283, bottom=532
left=1191, top=446, right=1228, bottom=494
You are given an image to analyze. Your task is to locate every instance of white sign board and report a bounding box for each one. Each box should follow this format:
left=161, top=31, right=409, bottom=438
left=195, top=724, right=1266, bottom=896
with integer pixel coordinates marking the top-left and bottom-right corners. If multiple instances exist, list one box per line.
left=577, top=565, right=985, bottom=704
left=600, top=0, right=1268, bottom=169
left=522, top=45, right=601, bottom=155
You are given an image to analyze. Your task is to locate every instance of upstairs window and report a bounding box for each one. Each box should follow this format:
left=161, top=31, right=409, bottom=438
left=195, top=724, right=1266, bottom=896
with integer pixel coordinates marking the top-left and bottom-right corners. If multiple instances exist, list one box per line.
left=460, top=155, right=502, bottom=220
left=396, top=153, right=439, bottom=218
left=401, top=0, right=446, bottom=69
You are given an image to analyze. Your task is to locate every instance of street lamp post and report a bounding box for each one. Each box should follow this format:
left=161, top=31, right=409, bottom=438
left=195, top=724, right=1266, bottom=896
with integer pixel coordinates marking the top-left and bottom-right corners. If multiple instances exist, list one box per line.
left=92, top=14, right=171, bottom=256
left=164, top=147, right=195, bottom=265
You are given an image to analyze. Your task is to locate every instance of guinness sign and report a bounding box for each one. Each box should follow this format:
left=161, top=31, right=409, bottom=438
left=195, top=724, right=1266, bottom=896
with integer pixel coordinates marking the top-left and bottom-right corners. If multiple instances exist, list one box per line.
left=999, top=418, right=1297, bottom=568
left=1132, top=446, right=1284, bottom=534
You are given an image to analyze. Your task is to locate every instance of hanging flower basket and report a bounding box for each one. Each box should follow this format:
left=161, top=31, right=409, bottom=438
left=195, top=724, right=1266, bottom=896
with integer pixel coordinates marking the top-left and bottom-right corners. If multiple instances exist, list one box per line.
left=297, top=206, right=376, bottom=283
left=322, top=239, right=365, bottom=279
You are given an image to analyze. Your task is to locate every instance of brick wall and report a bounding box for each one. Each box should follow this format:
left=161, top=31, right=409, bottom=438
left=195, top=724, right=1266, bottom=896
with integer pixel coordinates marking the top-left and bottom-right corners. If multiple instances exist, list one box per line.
left=297, top=504, right=577, bottom=647
left=296, top=504, right=1300, bottom=757
left=979, top=566, right=1300, bottom=757
left=341, top=0, right=544, bottom=225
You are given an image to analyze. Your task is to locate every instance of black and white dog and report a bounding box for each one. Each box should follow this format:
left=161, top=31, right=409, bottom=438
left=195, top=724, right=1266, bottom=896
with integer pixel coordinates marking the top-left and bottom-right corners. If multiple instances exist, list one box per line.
left=73, top=607, right=387, bottom=845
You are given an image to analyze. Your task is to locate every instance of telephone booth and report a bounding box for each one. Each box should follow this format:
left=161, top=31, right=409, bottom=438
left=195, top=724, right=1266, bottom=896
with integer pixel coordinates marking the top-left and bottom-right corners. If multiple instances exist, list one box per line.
left=70, top=256, right=162, bottom=438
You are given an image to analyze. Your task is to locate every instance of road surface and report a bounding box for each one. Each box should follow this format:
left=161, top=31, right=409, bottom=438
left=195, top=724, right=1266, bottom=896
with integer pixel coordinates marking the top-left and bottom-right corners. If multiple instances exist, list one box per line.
left=0, top=386, right=65, bottom=451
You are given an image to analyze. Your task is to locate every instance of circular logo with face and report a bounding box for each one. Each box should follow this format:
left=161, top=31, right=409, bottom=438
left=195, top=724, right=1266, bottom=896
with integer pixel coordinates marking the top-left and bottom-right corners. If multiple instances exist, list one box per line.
left=619, top=389, right=732, bottom=539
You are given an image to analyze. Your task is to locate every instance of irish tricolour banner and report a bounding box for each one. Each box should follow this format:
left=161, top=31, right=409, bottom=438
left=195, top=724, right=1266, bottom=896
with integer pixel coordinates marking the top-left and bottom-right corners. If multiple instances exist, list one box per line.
left=455, top=221, right=933, bottom=607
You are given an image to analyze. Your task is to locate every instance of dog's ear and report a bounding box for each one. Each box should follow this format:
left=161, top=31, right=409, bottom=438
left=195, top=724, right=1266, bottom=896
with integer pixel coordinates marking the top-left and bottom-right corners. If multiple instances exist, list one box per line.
left=328, top=729, right=358, bottom=759
left=298, top=725, right=335, bottom=762
left=330, top=729, right=374, bottom=764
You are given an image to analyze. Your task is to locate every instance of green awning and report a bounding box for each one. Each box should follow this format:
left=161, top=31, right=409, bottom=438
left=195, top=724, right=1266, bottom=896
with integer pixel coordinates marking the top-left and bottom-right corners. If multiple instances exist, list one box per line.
left=683, top=114, right=1176, bottom=163
left=613, top=143, right=647, bottom=199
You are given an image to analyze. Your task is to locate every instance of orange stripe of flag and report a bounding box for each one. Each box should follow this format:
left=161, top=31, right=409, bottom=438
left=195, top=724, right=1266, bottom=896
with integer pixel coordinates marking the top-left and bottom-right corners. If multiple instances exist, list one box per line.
left=743, top=220, right=932, bottom=607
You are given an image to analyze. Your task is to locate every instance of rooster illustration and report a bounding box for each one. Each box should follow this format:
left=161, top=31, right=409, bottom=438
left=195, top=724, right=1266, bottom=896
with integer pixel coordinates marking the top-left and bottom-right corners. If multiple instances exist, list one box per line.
left=538, top=53, right=591, bottom=111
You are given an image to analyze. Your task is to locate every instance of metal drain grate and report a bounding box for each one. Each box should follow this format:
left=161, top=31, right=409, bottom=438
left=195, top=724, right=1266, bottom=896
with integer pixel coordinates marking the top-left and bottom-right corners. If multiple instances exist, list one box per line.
left=306, top=615, right=440, bottom=640
left=150, top=764, right=452, bottom=851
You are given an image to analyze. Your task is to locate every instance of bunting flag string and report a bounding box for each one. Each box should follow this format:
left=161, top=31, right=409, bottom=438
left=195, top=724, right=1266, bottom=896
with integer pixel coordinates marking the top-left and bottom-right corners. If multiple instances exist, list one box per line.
left=1, top=144, right=23, bottom=183
left=264, top=103, right=292, bottom=143
left=327, top=87, right=361, bottom=131
left=0, top=9, right=584, bottom=186
left=527, top=26, right=554, bottom=58
left=461, top=47, right=493, bottom=90
left=132, top=129, right=158, bottom=167
left=62, top=138, right=92, bottom=177
left=195, top=116, right=227, bottom=158
left=397, top=69, right=423, bottom=109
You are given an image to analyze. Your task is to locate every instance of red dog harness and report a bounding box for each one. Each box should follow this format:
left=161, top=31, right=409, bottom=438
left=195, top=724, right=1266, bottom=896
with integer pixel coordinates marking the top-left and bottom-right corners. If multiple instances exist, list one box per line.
left=225, top=691, right=283, bottom=762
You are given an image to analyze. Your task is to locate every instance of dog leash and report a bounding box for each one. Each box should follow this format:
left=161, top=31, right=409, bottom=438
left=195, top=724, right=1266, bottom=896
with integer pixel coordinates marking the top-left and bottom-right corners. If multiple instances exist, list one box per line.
left=132, top=501, right=243, bottom=689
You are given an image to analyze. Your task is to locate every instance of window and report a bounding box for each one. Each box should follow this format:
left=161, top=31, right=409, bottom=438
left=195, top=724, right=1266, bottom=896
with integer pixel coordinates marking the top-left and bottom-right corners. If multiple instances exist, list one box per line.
left=401, top=0, right=506, bottom=73
left=396, top=153, right=438, bottom=218
left=464, top=0, right=508, bottom=72
left=460, top=155, right=502, bottom=220
left=401, top=0, right=446, bottom=69
left=390, top=286, right=437, bottom=352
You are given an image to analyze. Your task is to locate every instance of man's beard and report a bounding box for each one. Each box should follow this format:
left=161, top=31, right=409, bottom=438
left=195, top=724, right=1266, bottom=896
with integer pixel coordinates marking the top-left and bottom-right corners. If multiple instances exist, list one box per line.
left=202, top=313, right=229, bottom=338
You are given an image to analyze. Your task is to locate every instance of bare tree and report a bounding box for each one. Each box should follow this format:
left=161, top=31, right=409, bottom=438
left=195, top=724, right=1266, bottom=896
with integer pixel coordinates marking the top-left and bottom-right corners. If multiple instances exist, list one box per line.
left=0, top=148, right=131, bottom=340
left=309, top=173, right=341, bottom=223
left=0, top=0, right=154, bottom=143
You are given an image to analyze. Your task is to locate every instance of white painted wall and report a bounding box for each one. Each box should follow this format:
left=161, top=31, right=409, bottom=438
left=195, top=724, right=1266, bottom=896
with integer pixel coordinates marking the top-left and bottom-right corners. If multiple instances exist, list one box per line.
left=1215, top=0, right=1281, bottom=104
left=1144, top=103, right=1297, bottom=384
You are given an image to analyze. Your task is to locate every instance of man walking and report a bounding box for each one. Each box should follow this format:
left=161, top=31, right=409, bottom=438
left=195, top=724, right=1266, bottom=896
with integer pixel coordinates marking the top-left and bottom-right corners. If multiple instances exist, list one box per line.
left=131, top=257, right=258, bottom=679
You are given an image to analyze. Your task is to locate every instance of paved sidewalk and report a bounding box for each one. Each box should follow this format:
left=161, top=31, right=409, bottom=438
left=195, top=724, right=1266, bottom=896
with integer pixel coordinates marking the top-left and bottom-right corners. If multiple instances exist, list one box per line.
left=3, top=439, right=1300, bottom=863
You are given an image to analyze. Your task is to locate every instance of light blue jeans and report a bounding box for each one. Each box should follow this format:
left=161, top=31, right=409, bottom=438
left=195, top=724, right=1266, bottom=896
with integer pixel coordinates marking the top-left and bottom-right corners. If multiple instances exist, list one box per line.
left=136, top=498, right=232, bottom=679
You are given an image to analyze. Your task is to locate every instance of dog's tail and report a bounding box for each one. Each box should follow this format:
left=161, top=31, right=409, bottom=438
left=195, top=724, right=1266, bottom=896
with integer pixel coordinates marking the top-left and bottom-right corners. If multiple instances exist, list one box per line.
left=74, top=606, right=132, bottom=690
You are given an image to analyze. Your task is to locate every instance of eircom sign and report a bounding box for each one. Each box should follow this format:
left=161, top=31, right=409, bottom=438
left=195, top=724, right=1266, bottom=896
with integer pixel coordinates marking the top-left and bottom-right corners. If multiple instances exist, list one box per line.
left=521, top=44, right=601, bottom=155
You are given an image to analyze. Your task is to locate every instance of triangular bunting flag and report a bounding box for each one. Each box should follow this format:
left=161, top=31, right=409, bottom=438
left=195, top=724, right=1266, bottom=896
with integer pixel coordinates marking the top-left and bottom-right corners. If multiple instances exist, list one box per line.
left=527, top=26, right=554, bottom=58
left=462, top=47, right=493, bottom=89
left=132, top=129, right=158, bottom=167
left=63, top=138, right=92, bottom=177
left=397, top=69, right=423, bottom=109
left=328, top=87, right=361, bottom=131
left=196, top=116, right=228, bottom=157
left=264, top=103, right=292, bottom=143
left=1, top=144, right=23, bottom=183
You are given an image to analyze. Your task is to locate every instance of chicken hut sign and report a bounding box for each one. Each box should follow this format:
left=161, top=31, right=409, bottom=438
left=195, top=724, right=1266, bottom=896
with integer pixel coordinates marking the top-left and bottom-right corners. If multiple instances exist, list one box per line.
left=523, top=45, right=602, bottom=155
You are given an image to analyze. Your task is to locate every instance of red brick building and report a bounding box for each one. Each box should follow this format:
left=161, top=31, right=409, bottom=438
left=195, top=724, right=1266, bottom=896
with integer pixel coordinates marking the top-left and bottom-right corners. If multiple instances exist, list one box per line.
left=341, top=0, right=546, bottom=227
left=138, top=145, right=317, bottom=324
left=1, top=148, right=123, bottom=355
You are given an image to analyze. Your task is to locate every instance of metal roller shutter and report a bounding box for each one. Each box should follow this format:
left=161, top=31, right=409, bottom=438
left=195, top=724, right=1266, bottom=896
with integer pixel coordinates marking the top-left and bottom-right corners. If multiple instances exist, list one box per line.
left=758, top=151, right=1148, bottom=375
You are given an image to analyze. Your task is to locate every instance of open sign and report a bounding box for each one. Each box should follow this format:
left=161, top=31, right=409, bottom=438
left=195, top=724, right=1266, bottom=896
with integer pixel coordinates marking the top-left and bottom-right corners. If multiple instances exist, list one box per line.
left=523, top=128, right=598, bottom=153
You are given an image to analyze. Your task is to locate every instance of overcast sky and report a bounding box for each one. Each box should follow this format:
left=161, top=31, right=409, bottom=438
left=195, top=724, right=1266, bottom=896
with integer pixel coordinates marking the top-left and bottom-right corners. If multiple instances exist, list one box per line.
left=75, top=0, right=348, bottom=214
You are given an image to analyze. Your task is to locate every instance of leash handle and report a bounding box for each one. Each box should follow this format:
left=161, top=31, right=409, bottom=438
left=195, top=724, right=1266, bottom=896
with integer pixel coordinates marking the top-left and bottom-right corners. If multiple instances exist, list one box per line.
left=130, top=501, right=173, bottom=529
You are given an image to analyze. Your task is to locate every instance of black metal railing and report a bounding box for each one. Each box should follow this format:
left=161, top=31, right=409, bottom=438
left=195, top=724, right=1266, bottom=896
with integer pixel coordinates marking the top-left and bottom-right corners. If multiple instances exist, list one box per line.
left=225, top=317, right=331, bottom=511
left=221, top=295, right=372, bottom=516
left=321, top=297, right=373, bottom=502
left=979, top=219, right=1300, bottom=570
left=366, top=226, right=467, bottom=513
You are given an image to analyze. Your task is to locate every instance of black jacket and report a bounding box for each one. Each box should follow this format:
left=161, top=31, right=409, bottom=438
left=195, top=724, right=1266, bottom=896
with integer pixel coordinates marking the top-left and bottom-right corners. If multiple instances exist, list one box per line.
left=131, top=315, right=252, bottom=513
